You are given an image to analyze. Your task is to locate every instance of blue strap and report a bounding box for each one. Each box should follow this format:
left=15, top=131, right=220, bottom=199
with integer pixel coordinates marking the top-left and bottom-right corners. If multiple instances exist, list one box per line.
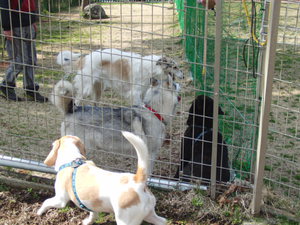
left=58, top=159, right=93, bottom=212
left=58, top=158, right=85, bottom=171
left=58, top=162, right=73, bottom=171
left=194, top=128, right=213, bottom=144
left=72, top=166, right=93, bottom=212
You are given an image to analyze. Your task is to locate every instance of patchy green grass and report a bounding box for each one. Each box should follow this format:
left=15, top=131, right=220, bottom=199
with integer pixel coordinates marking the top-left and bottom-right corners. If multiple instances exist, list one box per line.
left=280, top=177, right=290, bottom=183
left=294, top=174, right=300, bottom=181
left=0, top=183, right=9, bottom=192
left=265, top=165, right=273, bottom=171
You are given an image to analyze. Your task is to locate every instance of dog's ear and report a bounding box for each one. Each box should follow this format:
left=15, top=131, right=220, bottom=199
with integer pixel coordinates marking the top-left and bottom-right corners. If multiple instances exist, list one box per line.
left=150, top=78, right=159, bottom=87
left=168, top=72, right=175, bottom=80
left=156, top=57, right=168, bottom=66
left=186, top=95, right=207, bottom=126
left=162, top=74, right=173, bottom=89
left=156, top=57, right=163, bottom=65
left=202, top=95, right=225, bottom=115
left=44, top=139, right=60, bottom=167
left=73, top=137, right=87, bottom=158
left=218, top=106, right=225, bottom=115
left=186, top=101, right=197, bottom=126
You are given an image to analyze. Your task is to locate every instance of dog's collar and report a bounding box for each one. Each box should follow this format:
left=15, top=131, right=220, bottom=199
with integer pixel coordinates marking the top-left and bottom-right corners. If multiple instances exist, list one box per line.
left=58, top=158, right=93, bottom=212
left=144, top=105, right=165, bottom=124
left=192, top=125, right=206, bottom=130
left=58, top=158, right=86, bottom=171
left=193, top=126, right=213, bottom=144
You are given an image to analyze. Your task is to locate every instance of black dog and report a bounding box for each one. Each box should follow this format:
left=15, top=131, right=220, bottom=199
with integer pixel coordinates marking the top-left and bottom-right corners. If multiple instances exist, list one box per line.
left=175, top=95, right=231, bottom=183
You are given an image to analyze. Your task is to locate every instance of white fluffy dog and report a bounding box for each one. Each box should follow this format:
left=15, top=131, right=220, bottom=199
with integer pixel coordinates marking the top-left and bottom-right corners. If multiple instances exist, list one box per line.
left=56, top=48, right=183, bottom=105
left=37, top=133, right=167, bottom=225
left=50, top=76, right=180, bottom=173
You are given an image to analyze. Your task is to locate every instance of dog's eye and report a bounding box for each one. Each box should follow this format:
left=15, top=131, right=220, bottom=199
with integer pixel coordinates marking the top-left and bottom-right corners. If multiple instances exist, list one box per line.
left=64, top=58, right=70, bottom=61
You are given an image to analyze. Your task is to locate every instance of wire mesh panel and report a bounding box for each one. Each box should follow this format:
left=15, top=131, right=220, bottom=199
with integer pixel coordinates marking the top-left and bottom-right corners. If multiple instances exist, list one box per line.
left=0, top=0, right=186, bottom=187
left=264, top=0, right=300, bottom=198
left=174, top=0, right=268, bottom=185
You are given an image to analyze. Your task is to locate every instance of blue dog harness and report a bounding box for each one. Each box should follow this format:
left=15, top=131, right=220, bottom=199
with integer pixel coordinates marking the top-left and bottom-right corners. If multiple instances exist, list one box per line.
left=193, top=126, right=213, bottom=144
left=58, top=158, right=93, bottom=212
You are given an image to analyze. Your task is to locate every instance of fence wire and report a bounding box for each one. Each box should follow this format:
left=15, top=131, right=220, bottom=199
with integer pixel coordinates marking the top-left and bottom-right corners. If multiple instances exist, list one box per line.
left=264, top=0, right=300, bottom=197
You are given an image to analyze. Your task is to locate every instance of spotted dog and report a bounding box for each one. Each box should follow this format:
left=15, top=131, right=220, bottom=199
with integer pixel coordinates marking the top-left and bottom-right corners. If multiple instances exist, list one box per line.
left=57, top=48, right=183, bottom=105
left=37, top=133, right=166, bottom=225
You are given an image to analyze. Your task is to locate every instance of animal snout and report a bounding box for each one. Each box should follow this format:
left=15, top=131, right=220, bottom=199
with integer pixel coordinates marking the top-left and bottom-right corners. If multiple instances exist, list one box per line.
left=173, top=82, right=181, bottom=92
left=180, top=70, right=184, bottom=79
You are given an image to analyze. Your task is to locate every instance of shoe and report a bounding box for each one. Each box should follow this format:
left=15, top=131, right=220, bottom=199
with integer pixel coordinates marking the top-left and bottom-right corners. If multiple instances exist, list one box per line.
left=0, top=85, right=24, bottom=101
left=26, top=90, right=48, bottom=102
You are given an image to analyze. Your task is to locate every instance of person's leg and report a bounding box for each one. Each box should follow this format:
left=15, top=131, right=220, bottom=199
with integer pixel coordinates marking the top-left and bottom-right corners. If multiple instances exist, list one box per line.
left=22, top=25, right=48, bottom=102
left=6, top=38, right=13, bottom=61
left=0, top=29, right=24, bottom=101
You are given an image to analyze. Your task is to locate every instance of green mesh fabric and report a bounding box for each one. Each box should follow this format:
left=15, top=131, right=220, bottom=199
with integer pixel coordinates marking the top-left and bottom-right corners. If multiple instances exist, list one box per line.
left=175, top=0, right=264, bottom=179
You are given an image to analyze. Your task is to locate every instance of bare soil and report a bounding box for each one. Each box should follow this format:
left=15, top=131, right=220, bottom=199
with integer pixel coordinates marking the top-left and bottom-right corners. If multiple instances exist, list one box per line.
left=1, top=168, right=299, bottom=224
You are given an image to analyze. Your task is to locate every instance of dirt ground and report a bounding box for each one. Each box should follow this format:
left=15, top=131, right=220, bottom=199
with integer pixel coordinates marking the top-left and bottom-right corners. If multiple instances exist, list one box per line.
left=1, top=167, right=299, bottom=225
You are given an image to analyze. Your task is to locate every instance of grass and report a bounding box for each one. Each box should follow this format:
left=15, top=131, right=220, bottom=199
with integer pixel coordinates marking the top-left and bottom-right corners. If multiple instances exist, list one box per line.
left=294, top=174, right=300, bottom=181
left=191, top=194, right=204, bottom=208
left=58, top=206, right=72, bottom=213
left=281, top=154, right=296, bottom=162
left=38, top=19, right=110, bottom=47
left=0, top=183, right=9, bottom=192
left=268, top=134, right=275, bottom=141
left=287, top=128, right=296, bottom=136
left=95, top=212, right=110, bottom=223
left=280, top=177, right=290, bottom=183
left=276, top=215, right=300, bottom=225
left=265, top=165, right=272, bottom=171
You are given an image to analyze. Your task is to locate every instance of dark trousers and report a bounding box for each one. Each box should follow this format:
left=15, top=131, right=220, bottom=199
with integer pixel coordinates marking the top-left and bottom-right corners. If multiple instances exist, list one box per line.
left=2, top=24, right=39, bottom=91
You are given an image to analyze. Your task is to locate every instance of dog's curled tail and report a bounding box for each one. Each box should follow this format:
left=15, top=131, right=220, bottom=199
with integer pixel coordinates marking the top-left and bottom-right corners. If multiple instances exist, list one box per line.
left=51, top=80, right=75, bottom=115
left=121, top=131, right=149, bottom=183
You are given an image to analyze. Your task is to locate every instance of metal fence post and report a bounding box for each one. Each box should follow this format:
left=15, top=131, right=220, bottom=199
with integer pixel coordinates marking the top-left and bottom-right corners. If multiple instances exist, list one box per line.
left=210, top=0, right=223, bottom=199
left=252, top=0, right=281, bottom=214
left=251, top=0, right=271, bottom=184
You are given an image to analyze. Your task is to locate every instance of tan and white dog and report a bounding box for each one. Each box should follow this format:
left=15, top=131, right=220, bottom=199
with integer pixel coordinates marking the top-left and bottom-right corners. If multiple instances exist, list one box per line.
left=57, top=48, right=183, bottom=105
left=37, top=133, right=167, bottom=225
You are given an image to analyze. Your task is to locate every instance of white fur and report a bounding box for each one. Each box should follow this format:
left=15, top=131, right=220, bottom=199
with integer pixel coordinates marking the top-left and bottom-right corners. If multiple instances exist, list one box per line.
left=37, top=133, right=167, bottom=225
left=56, top=50, right=81, bottom=74
left=51, top=77, right=180, bottom=173
left=57, top=48, right=183, bottom=105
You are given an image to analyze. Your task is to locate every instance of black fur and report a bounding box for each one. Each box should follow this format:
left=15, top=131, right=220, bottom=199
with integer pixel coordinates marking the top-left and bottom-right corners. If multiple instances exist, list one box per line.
left=175, top=95, right=230, bottom=183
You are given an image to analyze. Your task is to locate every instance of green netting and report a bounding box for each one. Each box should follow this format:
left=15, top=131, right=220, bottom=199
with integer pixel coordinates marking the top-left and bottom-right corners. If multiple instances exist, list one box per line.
left=175, top=0, right=265, bottom=179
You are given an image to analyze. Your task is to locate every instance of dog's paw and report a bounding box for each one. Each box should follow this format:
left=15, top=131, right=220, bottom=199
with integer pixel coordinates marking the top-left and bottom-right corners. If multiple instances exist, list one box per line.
left=37, top=207, right=44, bottom=216
left=82, top=218, right=92, bottom=225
